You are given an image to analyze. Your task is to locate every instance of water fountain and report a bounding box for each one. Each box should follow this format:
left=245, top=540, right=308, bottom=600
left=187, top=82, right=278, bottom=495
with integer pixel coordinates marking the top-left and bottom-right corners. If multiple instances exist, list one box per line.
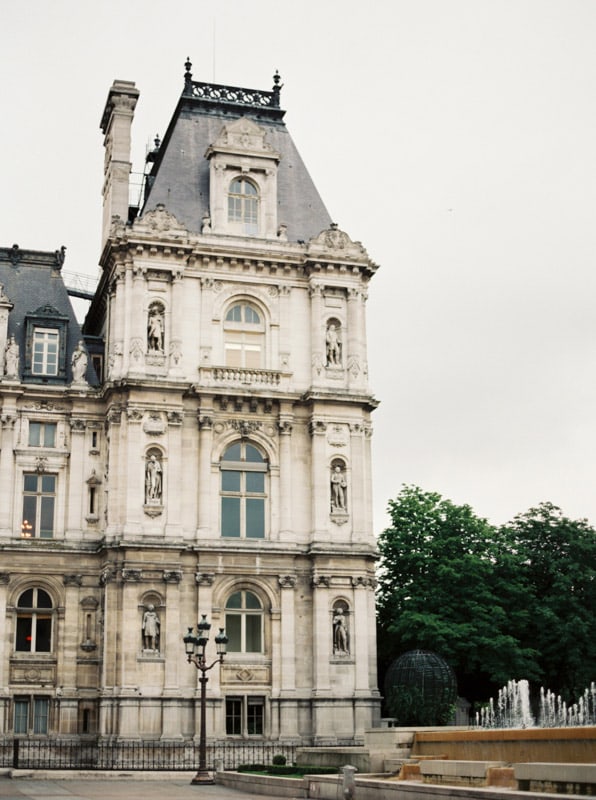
left=476, top=679, right=596, bottom=729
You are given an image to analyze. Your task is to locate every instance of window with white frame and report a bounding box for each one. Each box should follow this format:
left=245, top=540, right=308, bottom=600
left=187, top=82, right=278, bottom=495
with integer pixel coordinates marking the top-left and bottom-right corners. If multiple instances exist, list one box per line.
left=31, top=328, right=59, bottom=376
left=225, top=695, right=265, bottom=736
left=22, top=474, right=56, bottom=538
left=15, top=588, right=53, bottom=652
left=220, top=443, right=267, bottom=539
left=223, top=302, right=264, bottom=369
left=28, top=422, right=57, bottom=448
left=228, top=177, right=259, bottom=235
left=14, top=696, right=50, bottom=734
left=225, top=590, right=263, bottom=653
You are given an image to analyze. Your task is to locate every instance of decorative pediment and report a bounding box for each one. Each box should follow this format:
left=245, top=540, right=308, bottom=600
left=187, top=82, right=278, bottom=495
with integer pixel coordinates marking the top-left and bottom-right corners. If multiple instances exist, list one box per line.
left=209, top=117, right=278, bottom=159
left=31, top=303, right=63, bottom=317
left=308, top=224, right=370, bottom=261
left=133, top=204, right=188, bottom=237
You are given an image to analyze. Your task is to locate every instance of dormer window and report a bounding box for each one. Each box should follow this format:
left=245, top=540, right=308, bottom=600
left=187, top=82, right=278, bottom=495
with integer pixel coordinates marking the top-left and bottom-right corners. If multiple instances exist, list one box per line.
left=23, top=305, right=68, bottom=384
left=32, top=328, right=59, bottom=376
left=228, top=178, right=259, bottom=235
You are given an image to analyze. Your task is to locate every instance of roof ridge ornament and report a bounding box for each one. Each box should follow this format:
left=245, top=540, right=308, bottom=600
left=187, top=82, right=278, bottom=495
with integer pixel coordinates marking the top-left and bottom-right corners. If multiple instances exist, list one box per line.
left=184, top=57, right=193, bottom=95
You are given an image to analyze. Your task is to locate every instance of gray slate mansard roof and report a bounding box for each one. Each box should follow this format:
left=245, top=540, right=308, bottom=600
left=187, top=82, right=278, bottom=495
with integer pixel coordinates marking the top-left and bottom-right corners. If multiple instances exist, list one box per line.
left=140, top=68, right=332, bottom=242
left=0, top=245, right=97, bottom=385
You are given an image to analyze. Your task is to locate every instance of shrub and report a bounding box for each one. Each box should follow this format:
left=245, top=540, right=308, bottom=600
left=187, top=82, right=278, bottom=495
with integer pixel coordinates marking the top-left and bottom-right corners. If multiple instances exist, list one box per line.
left=272, top=754, right=287, bottom=766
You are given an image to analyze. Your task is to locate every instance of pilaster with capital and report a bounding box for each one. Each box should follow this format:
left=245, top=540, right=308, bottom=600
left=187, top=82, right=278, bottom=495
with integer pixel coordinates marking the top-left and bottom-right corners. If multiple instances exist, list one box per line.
left=277, top=575, right=297, bottom=695
left=164, top=412, right=183, bottom=538
left=57, top=575, right=81, bottom=699
left=197, top=410, right=214, bottom=537
left=278, top=409, right=294, bottom=537
left=352, top=576, right=372, bottom=694
left=309, top=282, right=325, bottom=383
left=169, top=270, right=186, bottom=377
left=0, top=412, right=16, bottom=532
left=346, top=287, right=364, bottom=389
left=130, top=265, right=146, bottom=375
left=65, top=418, right=86, bottom=537
left=349, top=422, right=366, bottom=541
left=0, top=573, right=9, bottom=690
left=123, top=407, right=143, bottom=532
left=309, top=418, right=328, bottom=539
left=311, top=574, right=331, bottom=694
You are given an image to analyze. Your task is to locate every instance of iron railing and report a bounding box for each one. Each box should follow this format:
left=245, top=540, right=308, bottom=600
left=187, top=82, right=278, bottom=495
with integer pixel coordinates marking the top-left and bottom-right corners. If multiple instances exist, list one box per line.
left=0, top=738, right=297, bottom=772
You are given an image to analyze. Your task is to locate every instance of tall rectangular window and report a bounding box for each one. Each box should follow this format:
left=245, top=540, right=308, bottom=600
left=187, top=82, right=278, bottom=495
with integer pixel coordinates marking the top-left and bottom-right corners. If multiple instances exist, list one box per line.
left=28, top=422, right=56, bottom=447
left=22, top=474, right=56, bottom=538
left=32, top=328, right=59, bottom=376
left=13, top=698, right=50, bottom=735
left=225, top=696, right=264, bottom=736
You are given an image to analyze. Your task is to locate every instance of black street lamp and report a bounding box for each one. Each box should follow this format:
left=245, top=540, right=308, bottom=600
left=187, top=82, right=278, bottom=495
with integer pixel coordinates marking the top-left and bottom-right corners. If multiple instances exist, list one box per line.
left=183, top=615, right=228, bottom=785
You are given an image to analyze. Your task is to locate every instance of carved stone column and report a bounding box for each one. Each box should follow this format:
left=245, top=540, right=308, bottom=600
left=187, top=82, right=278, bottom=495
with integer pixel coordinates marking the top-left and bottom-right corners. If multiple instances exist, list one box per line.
left=164, top=411, right=183, bottom=538
left=197, top=411, right=214, bottom=538
left=352, top=577, right=371, bottom=695
left=346, top=287, right=363, bottom=389
left=129, top=265, right=146, bottom=376
left=161, top=570, right=183, bottom=739
left=309, top=418, right=327, bottom=540
left=58, top=574, right=83, bottom=732
left=0, top=573, right=10, bottom=697
left=168, top=270, right=185, bottom=377
left=309, top=282, right=325, bottom=383
left=278, top=411, right=293, bottom=538
left=311, top=575, right=331, bottom=695
left=349, top=423, right=366, bottom=542
left=124, top=407, right=143, bottom=534
left=65, top=419, right=86, bottom=538
left=0, top=413, right=16, bottom=533
left=108, top=267, right=125, bottom=380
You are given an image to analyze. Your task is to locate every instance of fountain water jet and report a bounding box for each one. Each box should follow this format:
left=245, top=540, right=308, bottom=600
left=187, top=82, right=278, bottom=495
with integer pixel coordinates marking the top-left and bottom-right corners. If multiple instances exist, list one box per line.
left=477, top=679, right=596, bottom=728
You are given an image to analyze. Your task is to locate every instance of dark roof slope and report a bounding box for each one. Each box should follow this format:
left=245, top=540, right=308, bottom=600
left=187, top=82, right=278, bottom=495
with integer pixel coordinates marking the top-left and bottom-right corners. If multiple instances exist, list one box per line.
left=0, top=245, right=97, bottom=385
left=141, top=73, right=331, bottom=242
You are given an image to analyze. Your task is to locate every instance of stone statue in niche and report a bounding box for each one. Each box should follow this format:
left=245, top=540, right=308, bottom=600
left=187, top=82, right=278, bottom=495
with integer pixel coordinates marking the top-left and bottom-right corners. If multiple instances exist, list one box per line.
left=333, top=606, right=349, bottom=655
left=71, top=340, right=88, bottom=383
left=142, top=604, right=160, bottom=651
left=4, top=335, right=19, bottom=379
left=145, top=453, right=163, bottom=503
left=326, top=321, right=342, bottom=366
left=147, top=306, right=164, bottom=352
left=330, top=464, right=348, bottom=512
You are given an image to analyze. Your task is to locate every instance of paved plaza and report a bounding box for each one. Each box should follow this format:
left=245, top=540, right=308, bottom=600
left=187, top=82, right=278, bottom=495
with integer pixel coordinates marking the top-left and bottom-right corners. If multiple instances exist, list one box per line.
left=0, top=777, right=292, bottom=800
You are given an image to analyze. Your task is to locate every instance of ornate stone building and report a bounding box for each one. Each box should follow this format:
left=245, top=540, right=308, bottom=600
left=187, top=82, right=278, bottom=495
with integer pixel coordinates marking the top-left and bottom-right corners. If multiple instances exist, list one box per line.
left=0, top=63, right=380, bottom=744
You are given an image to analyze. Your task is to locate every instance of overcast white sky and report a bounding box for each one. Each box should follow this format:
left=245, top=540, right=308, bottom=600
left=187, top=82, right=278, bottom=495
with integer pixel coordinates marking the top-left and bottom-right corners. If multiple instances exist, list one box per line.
left=2, top=0, right=595, bottom=531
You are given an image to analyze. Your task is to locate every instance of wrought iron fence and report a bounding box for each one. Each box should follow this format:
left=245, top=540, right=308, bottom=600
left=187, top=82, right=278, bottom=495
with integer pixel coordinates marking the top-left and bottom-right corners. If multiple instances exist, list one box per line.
left=0, top=738, right=297, bottom=772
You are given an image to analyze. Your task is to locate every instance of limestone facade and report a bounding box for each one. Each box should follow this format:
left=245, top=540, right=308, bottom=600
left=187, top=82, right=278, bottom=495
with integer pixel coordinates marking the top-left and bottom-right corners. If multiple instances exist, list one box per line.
left=0, top=66, right=380, bottom=744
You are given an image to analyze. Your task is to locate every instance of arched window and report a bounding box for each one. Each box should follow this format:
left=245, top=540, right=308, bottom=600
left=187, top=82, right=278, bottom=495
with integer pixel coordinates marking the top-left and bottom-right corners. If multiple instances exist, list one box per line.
left=223, top=302, right=264, bottom=369
left=220, top=442, right=267, bottom=539
left=225, top=590, right=263, bottom=653
left=15, top=588, right=53, bottom=652
left=228, top=178, right=259, bottom=235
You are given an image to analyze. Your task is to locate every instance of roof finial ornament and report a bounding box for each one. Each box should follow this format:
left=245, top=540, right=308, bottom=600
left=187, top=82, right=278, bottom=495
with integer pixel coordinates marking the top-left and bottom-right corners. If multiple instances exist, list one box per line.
left=272, top=70, right=283, bottom=108
left=184, top=57, right=193, bottom=95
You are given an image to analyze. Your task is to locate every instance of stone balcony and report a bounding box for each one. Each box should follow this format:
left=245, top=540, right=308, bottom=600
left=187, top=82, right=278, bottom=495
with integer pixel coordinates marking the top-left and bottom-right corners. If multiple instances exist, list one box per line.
left=198, top=365, right=290, bottom=391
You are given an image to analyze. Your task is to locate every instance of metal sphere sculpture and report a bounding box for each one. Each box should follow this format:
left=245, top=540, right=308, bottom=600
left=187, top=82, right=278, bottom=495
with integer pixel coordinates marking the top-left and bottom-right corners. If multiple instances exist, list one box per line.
left=384, top=649, right=457, bottom=726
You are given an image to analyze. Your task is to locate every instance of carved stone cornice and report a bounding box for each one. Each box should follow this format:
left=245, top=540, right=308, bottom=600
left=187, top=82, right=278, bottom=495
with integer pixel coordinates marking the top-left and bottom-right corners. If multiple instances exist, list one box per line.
left=309, top=419, right=327, bottom=436
left=195, top=572, right=215, bottom=586
left=122, top=569, right=142, bottom=582
left=163, top=570, right=182, bottom=584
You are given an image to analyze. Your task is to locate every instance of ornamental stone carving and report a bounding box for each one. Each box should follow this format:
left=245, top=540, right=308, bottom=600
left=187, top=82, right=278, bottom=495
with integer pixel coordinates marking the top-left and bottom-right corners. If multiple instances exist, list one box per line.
left=278, top=575, right=297, bottom=589
left=195, top=572, right=215, bottom=586
left=312, top=575, right=331, bottom=589
left=163, top=570, right=182, bottom=583
left=333, top=603, right=350, bottom=655
left=145, top=451, right=163, bottom=503
left=143, top=413, right=166, bottom=436
left=122, top=569, right=142, bottom=582
left=4, top=336, right=19, bottom=379
left=63, top=575, right=83, bottom=587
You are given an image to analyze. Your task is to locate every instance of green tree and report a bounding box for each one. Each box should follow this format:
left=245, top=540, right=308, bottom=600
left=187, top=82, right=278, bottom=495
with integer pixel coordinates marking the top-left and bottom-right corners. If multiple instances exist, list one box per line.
left=501, top=503, right=596, bottom=701
left=377, top=486, right=539, bottom=703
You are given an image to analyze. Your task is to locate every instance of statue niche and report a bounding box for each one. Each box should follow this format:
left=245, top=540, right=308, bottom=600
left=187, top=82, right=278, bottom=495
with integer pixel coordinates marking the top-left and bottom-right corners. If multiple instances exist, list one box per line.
left=330, top=459, right=348, bottom=514
left=142, top=602, right=161, bottom=652
left=144, top=448, right=163, bottom=507
left=325, top=318, right=342, bottom=368
left=147, top=302, right=165, bottom=354
left=332, top=601, right=350, bottom=656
